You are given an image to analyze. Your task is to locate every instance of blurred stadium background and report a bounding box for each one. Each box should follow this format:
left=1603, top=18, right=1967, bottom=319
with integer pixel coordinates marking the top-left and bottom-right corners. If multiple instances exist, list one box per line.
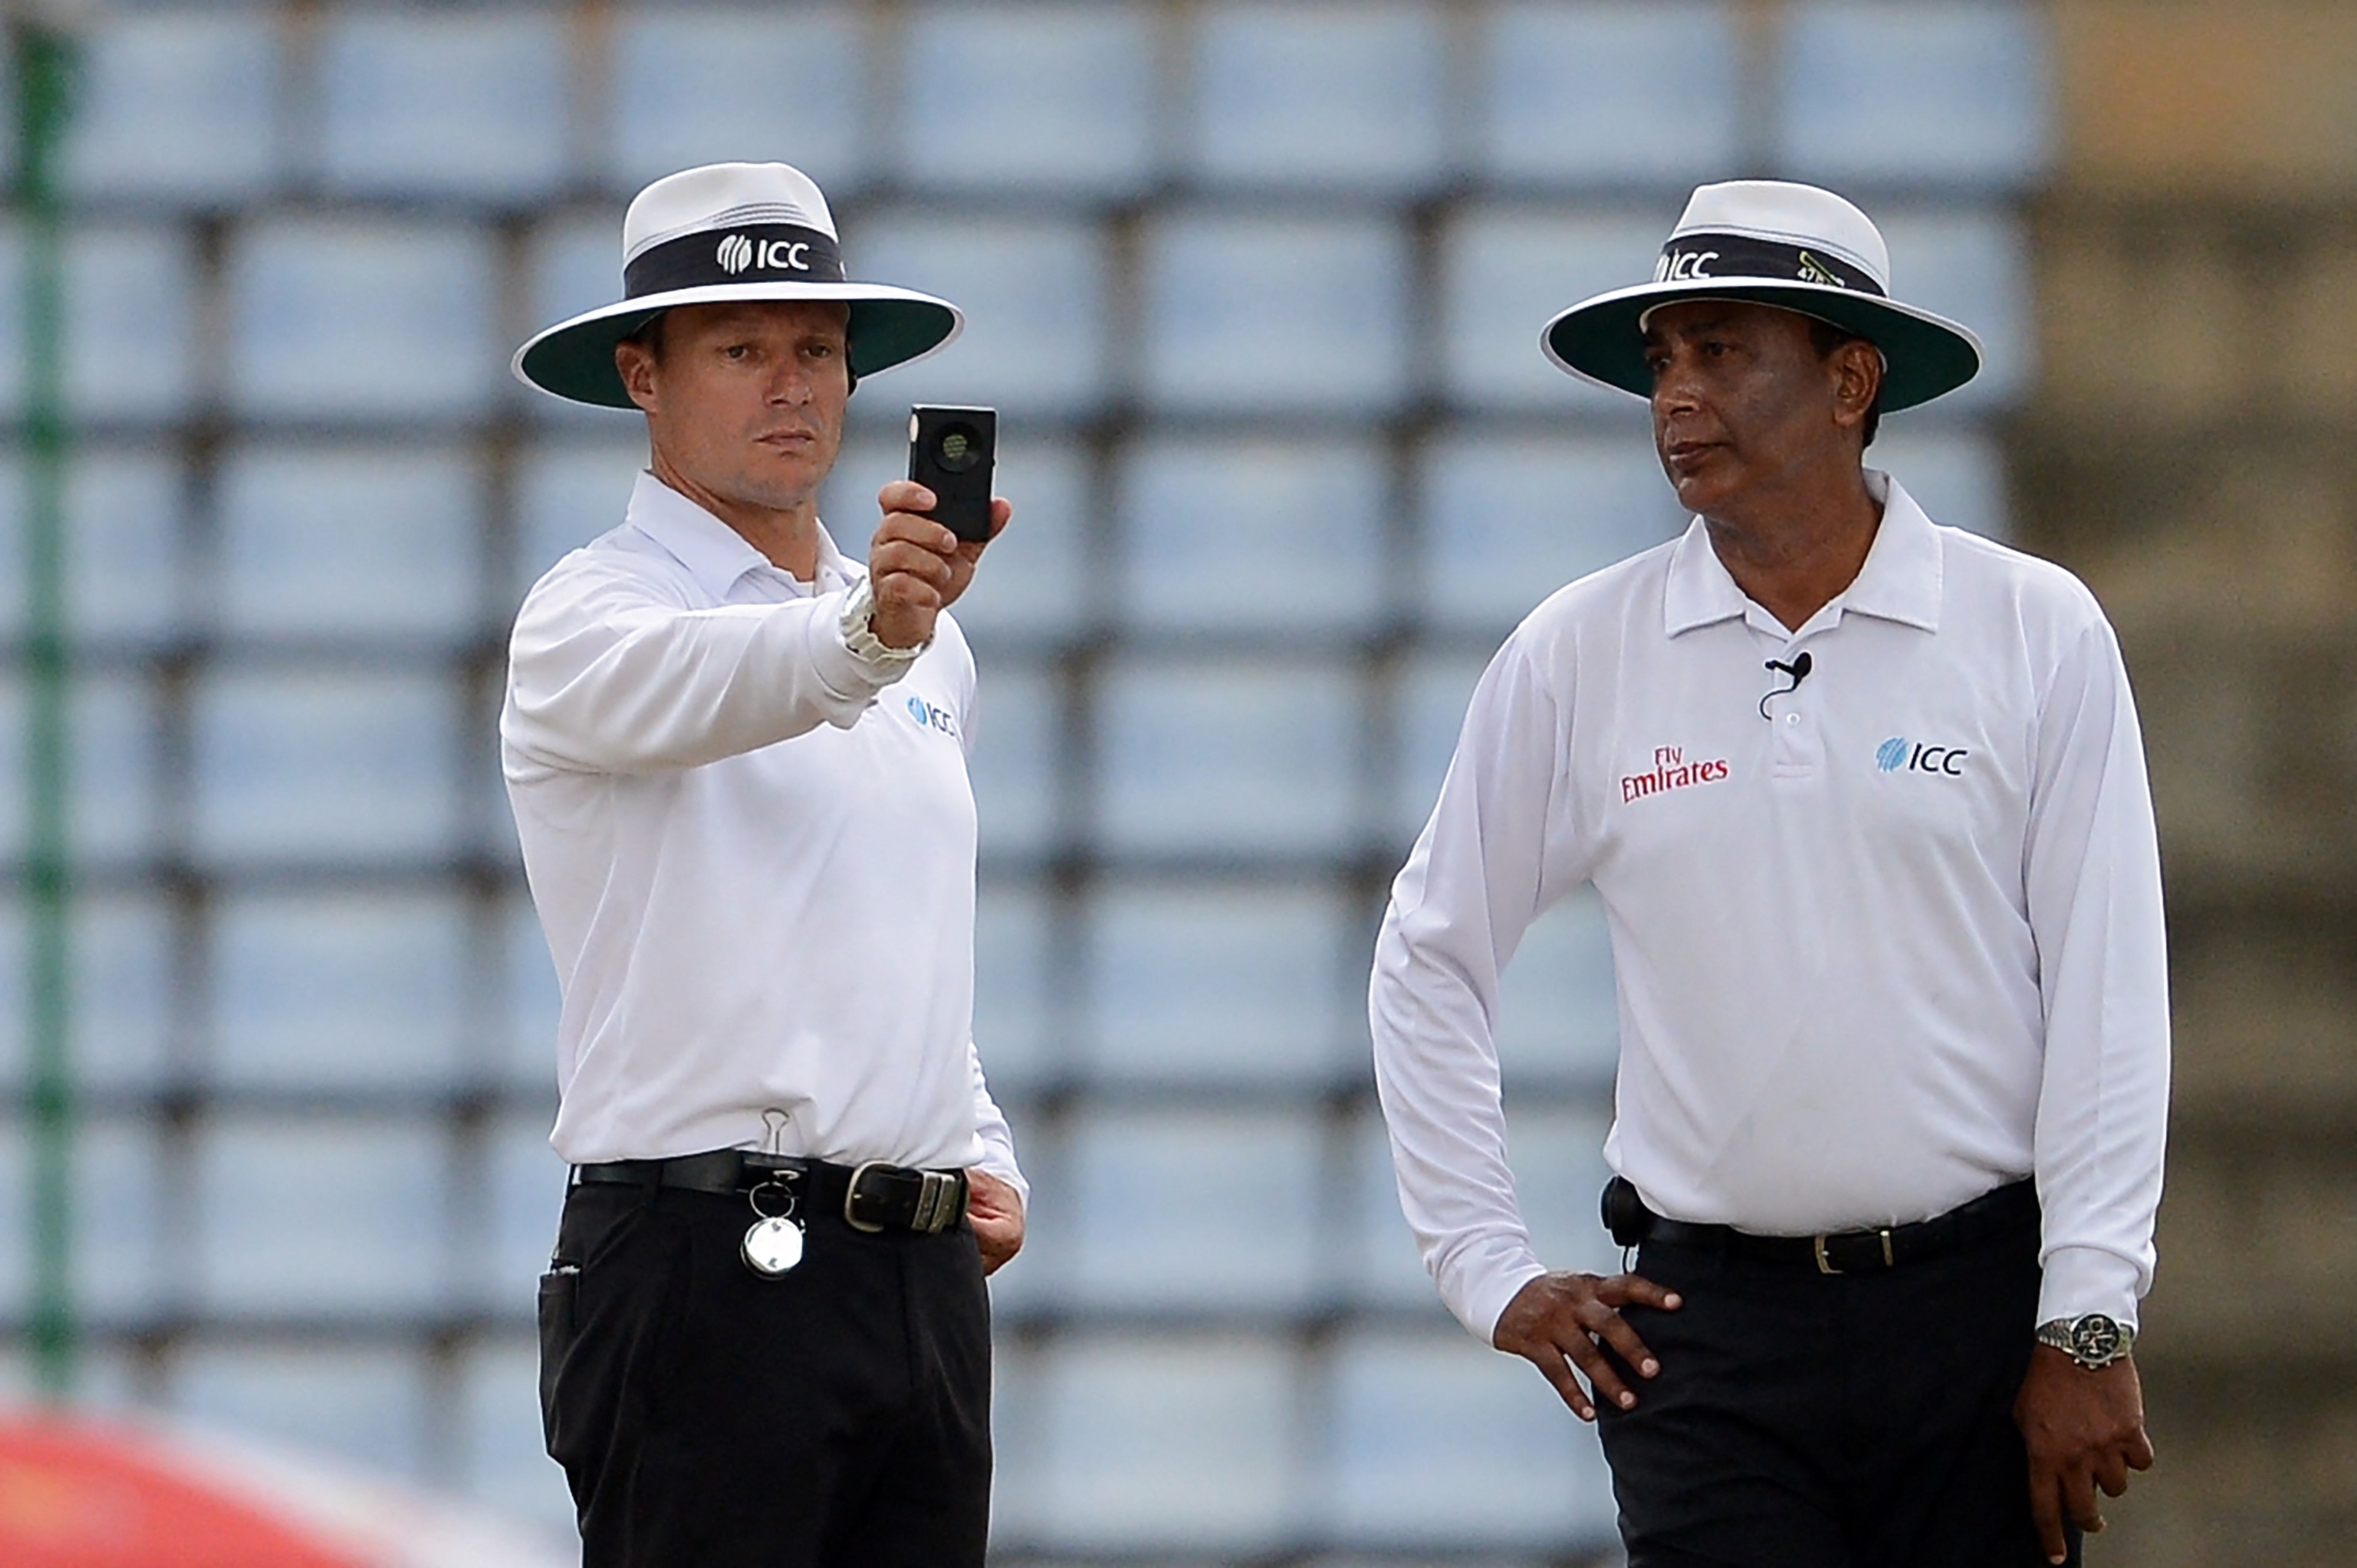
left=0, top=1, right=2344, bottom=1564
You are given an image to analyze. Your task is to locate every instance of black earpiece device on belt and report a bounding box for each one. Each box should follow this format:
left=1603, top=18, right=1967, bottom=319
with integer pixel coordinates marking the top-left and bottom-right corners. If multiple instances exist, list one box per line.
left=1601, top=1174, right=1658, bottom=1249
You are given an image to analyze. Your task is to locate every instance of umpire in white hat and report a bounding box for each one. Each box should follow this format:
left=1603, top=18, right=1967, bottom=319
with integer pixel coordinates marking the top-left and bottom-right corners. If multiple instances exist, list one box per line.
left=507, top=162, right=1025, bottom=1568
left=1370, top=181, right=2167, bottom=1566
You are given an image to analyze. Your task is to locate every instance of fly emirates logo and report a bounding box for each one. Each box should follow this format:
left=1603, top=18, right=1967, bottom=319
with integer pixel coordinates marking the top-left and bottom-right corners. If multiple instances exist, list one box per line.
left=1621, top=744, right=1730, bottom=805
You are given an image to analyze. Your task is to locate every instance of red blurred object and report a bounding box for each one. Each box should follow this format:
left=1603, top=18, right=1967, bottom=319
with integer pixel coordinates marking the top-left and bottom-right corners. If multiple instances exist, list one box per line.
left=0, top=1415, right=363, bottom=1568
left=0, top=1410, right=567, bottom=1568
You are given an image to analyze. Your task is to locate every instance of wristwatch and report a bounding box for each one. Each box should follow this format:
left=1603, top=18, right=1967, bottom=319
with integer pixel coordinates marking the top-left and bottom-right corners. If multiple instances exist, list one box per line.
left=2035, top=1314, right=2135, bottom=1370
left=837, top=575, right=927, bottom=671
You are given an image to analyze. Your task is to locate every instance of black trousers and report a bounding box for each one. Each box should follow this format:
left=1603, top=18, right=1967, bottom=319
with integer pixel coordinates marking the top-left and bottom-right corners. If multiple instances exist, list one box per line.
left=537, top=1179, right=993, bottom=1568
left=1595, top=1205, right=2080, bottom=1568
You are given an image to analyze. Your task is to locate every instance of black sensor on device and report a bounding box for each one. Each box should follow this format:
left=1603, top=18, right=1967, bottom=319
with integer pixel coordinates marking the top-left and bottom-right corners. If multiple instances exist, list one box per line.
left=907, top=406, right=997, bottom=543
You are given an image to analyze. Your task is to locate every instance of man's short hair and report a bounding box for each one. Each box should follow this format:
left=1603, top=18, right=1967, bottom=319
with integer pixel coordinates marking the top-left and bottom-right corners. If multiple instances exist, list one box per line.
left=622, top=311, right=669, bottom=360
left=1808, top=317, right=1882, bottom=449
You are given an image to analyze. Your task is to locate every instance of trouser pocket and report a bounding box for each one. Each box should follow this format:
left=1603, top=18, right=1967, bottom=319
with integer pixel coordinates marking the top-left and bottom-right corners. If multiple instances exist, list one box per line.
left=537, top=1262, right=580, bottom=1461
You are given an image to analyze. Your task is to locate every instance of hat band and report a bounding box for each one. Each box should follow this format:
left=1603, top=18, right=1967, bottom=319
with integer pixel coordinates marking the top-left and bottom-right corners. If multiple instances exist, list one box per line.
left=1651, top=232, right=1886, bottom=298
left=624, top=223, right=847, bottom=298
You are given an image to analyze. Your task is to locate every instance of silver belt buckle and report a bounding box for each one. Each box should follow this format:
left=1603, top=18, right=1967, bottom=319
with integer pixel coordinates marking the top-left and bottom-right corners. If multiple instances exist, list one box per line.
left=844, top=1160, right=892, bottom=1232
left=1813, top=1228, right=1897, bottom=1274
left=911, top=1169, right=964, bottom=1234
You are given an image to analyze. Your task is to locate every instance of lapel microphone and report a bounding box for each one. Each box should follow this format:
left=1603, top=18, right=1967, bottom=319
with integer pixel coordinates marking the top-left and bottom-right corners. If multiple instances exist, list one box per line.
left=1759, top=651, right=1814, bottom=720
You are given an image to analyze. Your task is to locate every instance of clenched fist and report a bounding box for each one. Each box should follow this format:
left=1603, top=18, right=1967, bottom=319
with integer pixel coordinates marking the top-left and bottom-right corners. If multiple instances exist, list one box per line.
left=867, top=479, right=1011, bottom=650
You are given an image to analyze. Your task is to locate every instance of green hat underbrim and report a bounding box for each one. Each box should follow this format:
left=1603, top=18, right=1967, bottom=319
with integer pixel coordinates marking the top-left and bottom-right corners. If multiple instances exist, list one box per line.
left=511, top=281, right=964, bottom=408
left=1542, top=279, right=1983, bottom=414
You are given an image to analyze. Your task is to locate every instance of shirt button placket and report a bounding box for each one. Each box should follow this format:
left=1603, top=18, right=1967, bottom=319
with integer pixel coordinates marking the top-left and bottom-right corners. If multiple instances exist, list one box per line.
left=1771, top=656, right=1816, bottom=778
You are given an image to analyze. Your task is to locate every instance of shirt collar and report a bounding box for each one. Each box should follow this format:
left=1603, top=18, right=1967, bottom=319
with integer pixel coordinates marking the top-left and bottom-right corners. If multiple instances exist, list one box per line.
left=623, top=470, right=857, bottom=600
left=1838, top=470, right=1942, bottom=632
left=1660, top=467, right=1943, bottom=638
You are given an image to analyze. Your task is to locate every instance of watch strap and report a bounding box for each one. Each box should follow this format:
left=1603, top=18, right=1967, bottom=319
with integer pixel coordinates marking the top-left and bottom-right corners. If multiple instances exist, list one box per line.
left=837, top=574, right=928, bottom=671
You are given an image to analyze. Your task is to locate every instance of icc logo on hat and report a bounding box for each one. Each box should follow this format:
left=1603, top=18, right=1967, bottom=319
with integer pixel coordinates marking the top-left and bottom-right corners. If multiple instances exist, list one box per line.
left=715, top=233, right=813, bottom=276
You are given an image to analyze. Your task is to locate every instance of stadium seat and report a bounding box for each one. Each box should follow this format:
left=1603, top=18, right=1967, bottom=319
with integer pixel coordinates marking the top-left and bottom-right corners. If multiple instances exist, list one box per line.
left=192, top=1115, right=446, bottom=1316
left=0, top=1113, right=166, bottom=1320
left=456, top=1333, right=575, bottom=1534
left=896, top=3, right=1156, bottom=195
left=0, top=673, right=164, bottom=865
left=315, top=11, right=571, bottom=201
left=209, top=892, right=469, bottom=1091
left=1777, top=1, right=2052, bottom=188
left=1479, top=1, right=1742, bottom=185
left=1186, top=2, right=1446, bottom=192
left=1323, top=1326, right=1616, bottom=1544
left=191, top=670, right=461, bottom=862
left=1054, top=1106, right=1323, bottom=1309
left=607, top=8, right=869, bottom=195
left=71, top=1115, right=166, bottom=1321
left=65, top=226, right=197, bottom=421
left=968, top=659, right=1063, bottom=857
left=60, top=12, right=279, bottom=202
left=972, top=878, right=1059, bottom=1090
left=1079, top=882, right=1352, bottom=1083
left=1002, top=1332, right=1301, bottom=1551
left=0, top=898, right=173, bottom=1098
left=169, top=1340, right=431, bottom=1479
left=1090, top=656, right=1362, bottom=853
left=1119, top=437, right=1389, bottom=634
left=215, top=446, right=481, bottom=640
left=64, top=452, right=187, bottom=642
left=1139, top=211, right=1410, bottom=413
left=227, top=218, right=499, bottom=420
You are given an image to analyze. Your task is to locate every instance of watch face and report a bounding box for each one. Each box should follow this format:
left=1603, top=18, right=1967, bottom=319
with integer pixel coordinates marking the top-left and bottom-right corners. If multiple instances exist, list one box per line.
left=2071, top=1315, right=2124, bottom=1361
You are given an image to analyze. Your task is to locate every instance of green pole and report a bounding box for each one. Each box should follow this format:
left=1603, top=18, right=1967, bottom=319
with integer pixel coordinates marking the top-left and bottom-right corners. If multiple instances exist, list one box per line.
left=15, top=14, right=75, bottom=1403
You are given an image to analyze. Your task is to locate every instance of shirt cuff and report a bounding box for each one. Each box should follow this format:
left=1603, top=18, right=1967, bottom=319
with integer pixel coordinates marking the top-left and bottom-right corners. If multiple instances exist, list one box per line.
left=1465, top=1260, right=1551, bottom=1348
left=971, top=1151, right=1029, bottom=1210
left=806, top=583, right=916, bottom=720
left=2036, top=1244, right=2145, bottom=1330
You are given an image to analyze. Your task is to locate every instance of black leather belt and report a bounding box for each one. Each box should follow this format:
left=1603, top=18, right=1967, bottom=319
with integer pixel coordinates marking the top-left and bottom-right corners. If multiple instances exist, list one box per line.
left=572, top=1150, right=970, bottom=1235
left=1609, top=1176, right=2038, bottom=1275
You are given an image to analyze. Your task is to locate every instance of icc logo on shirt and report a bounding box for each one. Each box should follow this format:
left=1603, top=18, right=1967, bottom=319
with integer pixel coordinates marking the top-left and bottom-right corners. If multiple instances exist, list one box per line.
left=907, top=695, right=959, bottom=738
left=1878, top=735, right=1969, bottom=776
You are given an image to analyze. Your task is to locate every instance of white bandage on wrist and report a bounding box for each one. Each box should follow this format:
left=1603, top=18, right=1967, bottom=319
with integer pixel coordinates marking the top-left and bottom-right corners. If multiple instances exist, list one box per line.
left=837, top=574, right=928, bottom=671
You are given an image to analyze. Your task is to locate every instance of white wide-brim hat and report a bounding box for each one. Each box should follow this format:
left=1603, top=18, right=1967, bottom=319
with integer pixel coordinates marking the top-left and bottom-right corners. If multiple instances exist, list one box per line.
left=512, top=162, right=962, bottom=408
left=1542, top=180, right=1983, bottom=414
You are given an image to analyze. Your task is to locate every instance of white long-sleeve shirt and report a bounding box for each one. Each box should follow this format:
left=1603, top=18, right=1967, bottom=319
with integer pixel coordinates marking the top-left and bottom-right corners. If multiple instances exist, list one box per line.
left=502, top=471, right=1025, bottom=1200
left=1371, top=472, right=2166, bottom=1341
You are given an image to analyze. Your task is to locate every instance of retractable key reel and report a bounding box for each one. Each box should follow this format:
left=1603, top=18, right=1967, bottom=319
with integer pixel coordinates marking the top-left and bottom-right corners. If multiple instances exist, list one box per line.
left=741, top=1109, right=806, bottom=1278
